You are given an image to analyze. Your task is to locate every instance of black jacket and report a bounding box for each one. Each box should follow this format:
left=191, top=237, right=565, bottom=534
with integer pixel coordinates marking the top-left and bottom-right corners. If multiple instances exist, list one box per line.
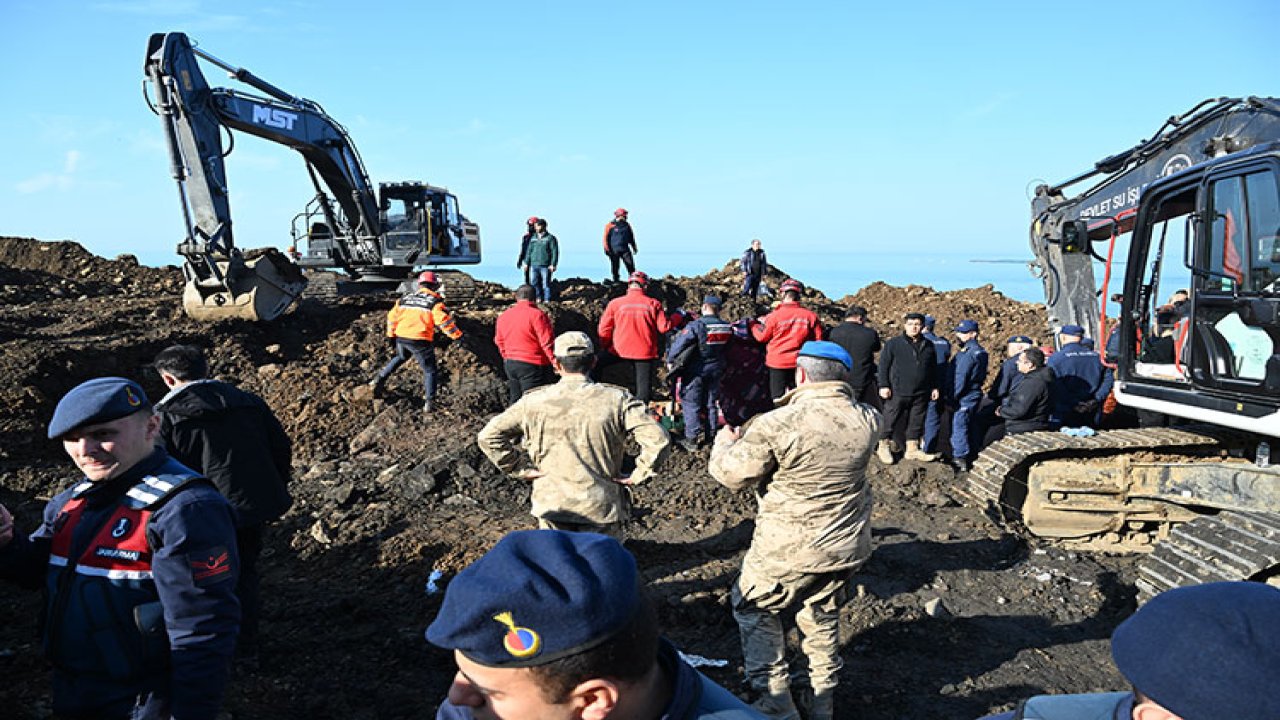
left=828, top=321, right=881, bottom=391
left=157, top=380, right=293, bottom=526
left=1001, top=366, right=1054, bottom=433
left=878, top=334, right=938, bottom=397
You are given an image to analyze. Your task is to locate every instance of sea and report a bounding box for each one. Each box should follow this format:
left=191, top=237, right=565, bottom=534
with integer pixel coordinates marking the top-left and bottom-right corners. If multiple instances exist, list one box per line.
left=471, top=250, right=1066, bottom=305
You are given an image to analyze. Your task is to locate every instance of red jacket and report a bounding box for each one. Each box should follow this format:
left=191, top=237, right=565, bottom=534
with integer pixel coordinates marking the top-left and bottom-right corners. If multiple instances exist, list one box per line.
left=495, top=300, right=555, bottom=366
left=598, top=288, right=673, bottom=360
left=751, top=301, right=825, bottom=369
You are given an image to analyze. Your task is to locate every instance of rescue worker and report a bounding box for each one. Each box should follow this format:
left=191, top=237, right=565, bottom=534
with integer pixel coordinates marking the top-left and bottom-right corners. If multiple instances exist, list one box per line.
left=153, top=344, right=292, bottom=661
left=476, top=331, right=670, bottom=537
left=993, top=346, right=1054, bottom=438
left=1047, top=324, right=1110, bottom=428
left=750, top=278, right=825, bottom=400
left=603, top=207, right=638, bottom=283
left=665, top=295, right=733, bottom=450
left=520, top=218, right=558, bottom=302
left=978, top=581, right=1280, bottom=720
left=740, top=238, right=768, bottom=299
left=0, top=377, right=239, bottom=719
left=428, top=530, right=765, bottom=720
left=494, top=284, right=556, bottom=404
left=977, top=335, right=1035, bottom=447
left=949, top=319, right=988, bottom=472
left=597, top=270, right=674, bottom=404
left=828, top=304, right=881, bottom=407
left=517, top=215, right=538, bottom=286
left=877, top=313, right=940, bottom=464
left=709, top=341, right=879, bottom=720
left=921, top=315, right=953, bottom=456
left=368, top=270, right=463, bottom=412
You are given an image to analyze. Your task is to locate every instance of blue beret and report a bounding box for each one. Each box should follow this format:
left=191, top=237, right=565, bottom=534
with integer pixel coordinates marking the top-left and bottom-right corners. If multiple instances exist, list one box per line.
left=923, top=314, right=937, bottom=328
left=426, top=530, right=640, bottom=667
left=1008, top=335, right=1034, bottom=345
left=798, top=340, right=852, bottom=370
left=954, top=319, right=979, bottom=333
left=702, top=295, right=723, bottom=308
left=1060, top=324, right=1086, bottom=336
left=1111, top=582, right=1280, bottom=720
left=1079, top=337, right=1095, bottom=349
left=48, top=377, right=151, bottom=439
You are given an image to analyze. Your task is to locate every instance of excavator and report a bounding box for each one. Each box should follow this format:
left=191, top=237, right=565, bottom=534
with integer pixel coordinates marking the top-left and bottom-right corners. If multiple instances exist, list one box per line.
left=143, top=32, right=481, bottom=321
left=963, top=97, right=1280, bottom=598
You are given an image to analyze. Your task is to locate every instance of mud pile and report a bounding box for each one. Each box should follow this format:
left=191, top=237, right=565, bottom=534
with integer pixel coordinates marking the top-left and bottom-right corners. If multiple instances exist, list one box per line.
left=0, top=237, right=1126, bottom=720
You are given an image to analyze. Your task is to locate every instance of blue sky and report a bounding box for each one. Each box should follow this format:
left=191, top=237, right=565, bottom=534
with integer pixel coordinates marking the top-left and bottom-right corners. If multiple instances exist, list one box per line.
left=1, top=0, right=1277, bottom=297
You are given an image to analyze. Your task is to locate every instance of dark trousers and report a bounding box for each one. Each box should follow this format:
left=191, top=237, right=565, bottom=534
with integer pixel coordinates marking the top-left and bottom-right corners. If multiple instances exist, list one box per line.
left=236, top=523, right=264, bottom=647
left=631, top=359, right=654, bottom=403
left=680, top=371, right=722, bottom=440
left=851, top=382, right=882, bottom=410
left=882, top=393, right=929, bottom=443
left=608, top=251, right=636, bottom=282
left=743, top=272, right=762, bottom=299
left=377, top=339, right=438, bottom=401
left=950, top=394, right=982, bottom=460
left=768, top=367, right=795, bottom=400
left=504, top=359, right=554, bottom=405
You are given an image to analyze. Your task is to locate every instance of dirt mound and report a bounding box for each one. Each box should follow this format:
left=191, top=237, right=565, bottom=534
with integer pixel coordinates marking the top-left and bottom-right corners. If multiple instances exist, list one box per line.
left=0, top=238, right=1123, bottom=719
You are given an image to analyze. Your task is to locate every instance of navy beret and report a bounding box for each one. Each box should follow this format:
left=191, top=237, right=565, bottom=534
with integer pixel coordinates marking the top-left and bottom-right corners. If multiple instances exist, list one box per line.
left=1008, top=335, right=1034, bottom=345
left=1112, top=582, right=1280, bottom=720
left=1060, top=324, right=1086, bottom=336
left=48, top=377, right=151, bottom=439
left=702, top=295, right=723, bottom=308
left=798, top=340, right=852, bottom=370
left=426, top=530, right=640, bottom=667
left=923, top=314, right=936, bottom=328
left=954, top=319, right=979, bottom=333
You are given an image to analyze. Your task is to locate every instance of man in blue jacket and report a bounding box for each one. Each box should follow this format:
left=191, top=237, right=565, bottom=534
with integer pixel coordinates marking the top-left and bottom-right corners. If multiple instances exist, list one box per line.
left=1047, top=324, right=1111, bottom=428
left=428, top=530, right=764, bottom=719
left=0, top=377, right=240, bottom=720
left=666, top=295, right=733, bottom=451
left=949, top=320, right=988, bottom=472
left=921, top=315, right=953, bottom=455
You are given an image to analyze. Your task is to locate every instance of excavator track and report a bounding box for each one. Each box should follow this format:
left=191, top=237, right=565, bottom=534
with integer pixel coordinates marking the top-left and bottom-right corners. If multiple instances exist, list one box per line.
left=1136, top=510, right=1280, bottom=600
left=437, top=270, right=478, bottom=306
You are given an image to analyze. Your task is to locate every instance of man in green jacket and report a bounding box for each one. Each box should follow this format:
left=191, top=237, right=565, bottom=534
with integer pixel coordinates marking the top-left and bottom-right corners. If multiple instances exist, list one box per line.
left=520, top=218, right=559, bottom=302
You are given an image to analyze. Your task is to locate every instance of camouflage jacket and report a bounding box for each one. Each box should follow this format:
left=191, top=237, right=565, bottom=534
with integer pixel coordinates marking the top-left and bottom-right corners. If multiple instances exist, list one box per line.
left=477, top=374, right=670, bottom=525
left=709, top=381, right=880, bottom=574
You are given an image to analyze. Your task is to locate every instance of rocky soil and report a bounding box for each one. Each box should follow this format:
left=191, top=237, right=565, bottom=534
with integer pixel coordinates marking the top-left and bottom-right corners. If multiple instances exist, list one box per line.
left=0, top=237, right=1136, bottom=719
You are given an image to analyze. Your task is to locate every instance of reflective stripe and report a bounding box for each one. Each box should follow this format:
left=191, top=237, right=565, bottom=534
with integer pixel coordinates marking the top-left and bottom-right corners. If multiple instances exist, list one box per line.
left=74, top=564, right=153, bottom=581
left=142, top=476, right=175, bottom=493
left=127, top=487, right=162, bottom=505
left=49, top=554, right=69, bottom=567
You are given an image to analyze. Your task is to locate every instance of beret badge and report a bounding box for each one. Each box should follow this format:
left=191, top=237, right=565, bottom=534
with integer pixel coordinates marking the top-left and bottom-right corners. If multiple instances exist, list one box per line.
left=493, top=611, right=540, bottom=659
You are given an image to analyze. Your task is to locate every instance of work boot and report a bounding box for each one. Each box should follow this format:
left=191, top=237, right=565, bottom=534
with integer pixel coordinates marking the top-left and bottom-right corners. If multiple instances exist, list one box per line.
left=808, top=689, right=835, bottom=720
left=367, top=377, right=385, bottom=399
left=676, top=437, right=700, bottom=452
left=904, top=439, right=939, bottom=462
left=950, top=456, right=971, bottom=473
left=750, top=687, right=801, bottom=720
left=876, top=439, right=896, bottom=465
left=422, top=399, right=433, bottom=413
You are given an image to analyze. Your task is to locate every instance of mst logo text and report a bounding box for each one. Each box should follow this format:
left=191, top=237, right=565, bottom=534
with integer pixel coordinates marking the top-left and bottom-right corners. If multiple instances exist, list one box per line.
left=253, top=105, right=298, bottom=130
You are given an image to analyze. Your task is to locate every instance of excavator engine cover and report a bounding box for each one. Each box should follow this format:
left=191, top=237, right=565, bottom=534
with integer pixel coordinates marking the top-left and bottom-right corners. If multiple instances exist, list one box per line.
left=182, top=248, right=308, bottom=321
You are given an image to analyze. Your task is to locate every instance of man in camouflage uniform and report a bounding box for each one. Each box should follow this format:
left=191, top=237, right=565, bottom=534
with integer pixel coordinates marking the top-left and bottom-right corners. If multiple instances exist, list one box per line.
left=477, top=331, right=670, bottom=538
left=709, top=341, right=880, bottom=720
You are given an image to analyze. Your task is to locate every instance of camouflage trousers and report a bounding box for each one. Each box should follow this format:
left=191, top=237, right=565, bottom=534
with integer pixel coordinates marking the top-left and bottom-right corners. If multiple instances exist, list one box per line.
left=731, top=564, right=854, bottom=694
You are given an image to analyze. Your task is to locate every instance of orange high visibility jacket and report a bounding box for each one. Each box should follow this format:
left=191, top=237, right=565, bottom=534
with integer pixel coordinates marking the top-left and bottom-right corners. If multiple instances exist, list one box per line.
left=386, top=288, right=462, bottom=342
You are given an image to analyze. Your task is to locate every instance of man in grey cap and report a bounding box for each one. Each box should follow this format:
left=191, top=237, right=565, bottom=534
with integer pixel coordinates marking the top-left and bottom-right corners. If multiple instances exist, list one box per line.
left=978, top=581, right=1280, bottom=720
left=477, top=331, right=670, bottom=537
left=0, top=377, right=240, bottom=720
left=710, top=341, right=881, bottom=720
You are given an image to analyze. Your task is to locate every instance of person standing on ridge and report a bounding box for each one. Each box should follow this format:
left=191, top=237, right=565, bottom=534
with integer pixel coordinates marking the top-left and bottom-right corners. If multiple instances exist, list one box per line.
left=517, top=216, right=538, bottom=286
left=603, top=207, right=638, bottom=283
left=750, top=278, right=825, bottom=400
left=740, top=238, right=768, bottom=300
left=368, top=270, right=463, bottom=412
left=520, top=218, right=558, bottom=303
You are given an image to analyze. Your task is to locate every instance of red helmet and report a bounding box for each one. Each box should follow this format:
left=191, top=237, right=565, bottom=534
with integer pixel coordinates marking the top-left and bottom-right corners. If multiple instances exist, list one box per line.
left=418, top=270, right=440, bottom=287
left=526, top=216, right=539, bottom=225
left=628, top=270, right=649, bottom=287
left=779, top=279, right=804, bottom=295
left=614, top=208, right=628, bottom=217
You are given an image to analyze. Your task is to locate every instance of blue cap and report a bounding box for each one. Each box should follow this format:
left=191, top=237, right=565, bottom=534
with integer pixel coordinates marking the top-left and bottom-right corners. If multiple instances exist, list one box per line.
left=923, top=314, right=937, bottom=329
left=48, top=377, right=151, bottom=439
left=1111, top=582, right=1280, bottom=720
left=798, top=340, right=852, bottom=370
left=702, top=295, right=723, bottom=308
left=1008, top=335, right=1033, bottom=345
left=426, top=530, right=640, bottom=667
left=954, top=319, right=979, bottom=333
left=1079, top=336, right=1095, bottom=349
left=1060, top=324, right=1086, bottom=336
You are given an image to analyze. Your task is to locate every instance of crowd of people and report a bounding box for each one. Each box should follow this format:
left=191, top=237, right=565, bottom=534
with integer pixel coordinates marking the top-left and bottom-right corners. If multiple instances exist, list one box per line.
left=0, top=210, right=1271, bottom=720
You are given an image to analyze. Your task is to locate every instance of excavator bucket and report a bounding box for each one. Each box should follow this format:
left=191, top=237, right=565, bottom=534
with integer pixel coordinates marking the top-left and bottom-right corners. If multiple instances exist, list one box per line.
left=182, top=249, right=308, bottom=322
